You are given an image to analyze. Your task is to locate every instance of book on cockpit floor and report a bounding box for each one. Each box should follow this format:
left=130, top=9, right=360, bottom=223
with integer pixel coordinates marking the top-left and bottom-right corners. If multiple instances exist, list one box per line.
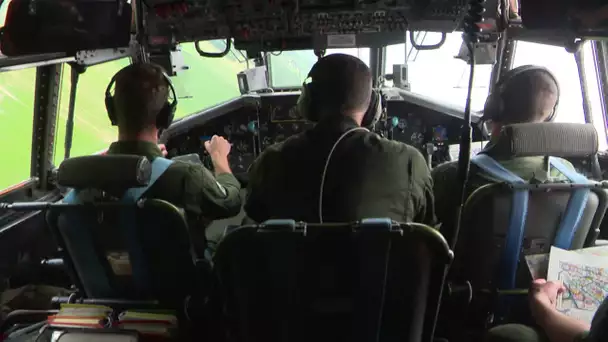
left=48, top=304, right=112, bottom=329
left=117, top=310, right=178, bottom=336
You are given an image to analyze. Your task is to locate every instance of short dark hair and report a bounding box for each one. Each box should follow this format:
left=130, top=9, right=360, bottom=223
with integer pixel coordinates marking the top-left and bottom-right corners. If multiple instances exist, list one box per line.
left=113, top=63, right=169, bottom=134
left=308, top=54, right=372, bottom=114
left=500, top=69, right=559, bottom=124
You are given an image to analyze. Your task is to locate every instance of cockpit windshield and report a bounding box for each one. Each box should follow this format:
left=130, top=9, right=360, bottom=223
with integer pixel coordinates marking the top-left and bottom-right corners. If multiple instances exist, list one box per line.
left=170, top=41, right=247, bottom=115
left=268, top=32, right=492, bottom=112
left=385, top=32, right=492, bottom=112
left=269, top=48, right=370, bottom=88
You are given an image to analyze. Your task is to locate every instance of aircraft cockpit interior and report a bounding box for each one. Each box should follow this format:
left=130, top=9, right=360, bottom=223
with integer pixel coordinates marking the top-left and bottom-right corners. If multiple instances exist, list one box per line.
left=1, top=0, right=608, bottom=341
left=161, top=90, right=486, bottom=180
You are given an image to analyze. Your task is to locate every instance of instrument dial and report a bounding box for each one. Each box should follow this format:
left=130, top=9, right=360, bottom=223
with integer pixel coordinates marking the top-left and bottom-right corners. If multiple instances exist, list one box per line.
left=411, top=132, right=424, bottom=145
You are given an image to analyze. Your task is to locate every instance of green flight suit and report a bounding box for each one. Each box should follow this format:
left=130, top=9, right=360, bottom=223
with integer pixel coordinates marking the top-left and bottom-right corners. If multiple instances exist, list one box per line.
left=245, top=116, right=436, bottom=225
left=432, top=155, right=577, bottom=229
left=107, top=141, right=242, bottom=230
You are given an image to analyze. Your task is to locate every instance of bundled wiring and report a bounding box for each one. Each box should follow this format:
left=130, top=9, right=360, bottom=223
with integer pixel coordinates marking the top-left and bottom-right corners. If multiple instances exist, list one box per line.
left=451, top=0, right=485, bottom=249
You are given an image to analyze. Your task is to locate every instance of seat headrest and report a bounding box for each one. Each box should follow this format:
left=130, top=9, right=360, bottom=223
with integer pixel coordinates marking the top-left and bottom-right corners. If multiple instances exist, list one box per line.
left=58, top=155, right=151, bottom=190
left=485, top=123, right=599, bottom=158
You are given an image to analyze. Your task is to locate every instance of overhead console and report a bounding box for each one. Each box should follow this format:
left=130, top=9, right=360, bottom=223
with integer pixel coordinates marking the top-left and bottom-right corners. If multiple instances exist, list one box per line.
left=521, top=0, right=608, bottom=38
left=162, top=90, right=484, bottom=182
left=145, top=0, right=469, bottom=52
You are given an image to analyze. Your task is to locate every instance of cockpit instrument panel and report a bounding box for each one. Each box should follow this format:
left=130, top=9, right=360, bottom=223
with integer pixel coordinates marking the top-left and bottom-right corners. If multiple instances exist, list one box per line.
left=432, top=125, right=448, bottom=143
left=165, top=93, right=313, bottom=179
left=163, top=91, right=485, bottom=180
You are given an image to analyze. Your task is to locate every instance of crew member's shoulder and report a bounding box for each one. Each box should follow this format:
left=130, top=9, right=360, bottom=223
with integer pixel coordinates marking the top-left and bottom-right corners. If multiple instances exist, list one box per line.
left=164, top=159, right=207, bottom=176
left=370, top=135, right=425, bottom=159
left=262, top=131, right=307, bottom=156
left=431, top=160, right=459, bottom=179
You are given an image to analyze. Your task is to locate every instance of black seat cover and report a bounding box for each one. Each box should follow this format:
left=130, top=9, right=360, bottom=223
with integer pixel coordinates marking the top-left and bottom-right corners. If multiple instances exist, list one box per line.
left=47, top=155, right=206, bottom=308
left=213, top=219, right=453, bottom=342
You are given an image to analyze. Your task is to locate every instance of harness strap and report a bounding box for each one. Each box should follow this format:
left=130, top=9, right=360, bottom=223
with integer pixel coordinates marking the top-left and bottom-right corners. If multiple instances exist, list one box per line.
left=120, top=157, right=174, bottom=292
left=124, top=157, right=174, bottom=201
left=471, top=154, right=528, bottom=290
left=549, top=157, right=590, bottom=249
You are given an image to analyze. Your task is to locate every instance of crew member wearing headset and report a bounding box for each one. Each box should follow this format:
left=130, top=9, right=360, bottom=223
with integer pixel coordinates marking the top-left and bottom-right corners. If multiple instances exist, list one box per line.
left=104, top=63, right=242, bottom=236
left=244, top=54, right=435, bottom=224
left=432, top=65, right=575, bottom=230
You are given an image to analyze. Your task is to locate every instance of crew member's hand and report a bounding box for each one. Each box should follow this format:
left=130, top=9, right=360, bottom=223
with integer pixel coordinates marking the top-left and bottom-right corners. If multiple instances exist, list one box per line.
left=530, top=279, right=566, bottom=324
left=204, top=135, right=231, bottom=159
left=158, top=144, right=168, bottom=157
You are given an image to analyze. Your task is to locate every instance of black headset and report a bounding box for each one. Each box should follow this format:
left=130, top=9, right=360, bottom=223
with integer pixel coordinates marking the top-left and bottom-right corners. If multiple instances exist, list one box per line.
left=297, top=76, right=383, bottom=128
left=105, top=65, right=178, bottom=130
left=483, top=65, right=560, bottom=123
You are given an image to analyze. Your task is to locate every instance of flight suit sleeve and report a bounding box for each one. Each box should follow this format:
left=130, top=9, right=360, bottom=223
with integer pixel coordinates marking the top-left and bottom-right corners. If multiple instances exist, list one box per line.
left=244, top=149, right=273, bottom=223
left=408, top=147, right=437, bottom=226
left=185, top=164, right=242, bottom=220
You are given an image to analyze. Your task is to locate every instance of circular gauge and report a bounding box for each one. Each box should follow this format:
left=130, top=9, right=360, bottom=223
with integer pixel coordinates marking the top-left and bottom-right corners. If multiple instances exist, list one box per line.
left=398, top=118, right=407, bottom=130
left=410, top=132, right=424, bottom=145
left=263, top=137, right=273, bottom=147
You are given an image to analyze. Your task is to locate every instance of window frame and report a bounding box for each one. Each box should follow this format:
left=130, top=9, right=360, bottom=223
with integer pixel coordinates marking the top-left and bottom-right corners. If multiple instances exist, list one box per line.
left=0, top=64, right=61, bottom=205
left=593, top=41, right=608, bottom=144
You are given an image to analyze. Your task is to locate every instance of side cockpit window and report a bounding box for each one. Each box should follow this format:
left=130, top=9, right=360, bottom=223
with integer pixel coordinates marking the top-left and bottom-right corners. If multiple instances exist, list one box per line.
left=53, top=40, right=252, bottom=164
left=513, top=40, right=607, bottom=149
left=0, top=68, right=36, bottom=191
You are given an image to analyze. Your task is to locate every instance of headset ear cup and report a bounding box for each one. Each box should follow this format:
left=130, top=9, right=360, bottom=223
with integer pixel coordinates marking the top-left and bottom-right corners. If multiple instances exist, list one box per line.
left=156, top=73, right=178, bottom=129
left=483, top=92, right=500, bottom=122
left=362, top=90, right=382, bottom=127
left=105, top=74, right=118, bottom=126
left=299, top=84, right=317, bottom=122
left=106, top=95, right=117, bottom=126
left=546, top=73, right=560, bottom=122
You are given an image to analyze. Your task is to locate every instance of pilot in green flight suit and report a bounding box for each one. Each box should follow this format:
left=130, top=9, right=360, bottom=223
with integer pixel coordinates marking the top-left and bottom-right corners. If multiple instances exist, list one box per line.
left=245, top=54, right=435, bottom=225
left=104, top=63, right=242, bottom=248
left=432, top=65, right=576, bottom=229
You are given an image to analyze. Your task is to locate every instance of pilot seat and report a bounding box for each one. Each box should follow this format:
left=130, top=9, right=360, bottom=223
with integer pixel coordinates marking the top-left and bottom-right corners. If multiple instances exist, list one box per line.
left=45, top=155, right=208, bottom=311
left=212, top=218, right=453, bottom=342
left=439, top=123, right=608, bottom=341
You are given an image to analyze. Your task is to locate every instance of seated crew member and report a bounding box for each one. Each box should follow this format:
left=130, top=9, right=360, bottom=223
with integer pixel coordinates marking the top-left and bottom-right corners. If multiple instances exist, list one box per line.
left=432, top=65, right=577, bottom=228
left=245, top=54, right=435, bottom=224
left=485, top=279, right=606, bottom=342
left=105, top=63, right=241, bottom=234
